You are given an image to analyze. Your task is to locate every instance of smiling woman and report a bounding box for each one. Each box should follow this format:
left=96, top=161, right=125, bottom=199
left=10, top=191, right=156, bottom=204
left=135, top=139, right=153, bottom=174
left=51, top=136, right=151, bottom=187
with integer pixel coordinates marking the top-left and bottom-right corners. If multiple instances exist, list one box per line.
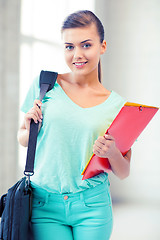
left=62, top=24, right=106, bottom=78
left=18, top=9, right=131, bottom=240
left=61, top=10, right=105, bottom=83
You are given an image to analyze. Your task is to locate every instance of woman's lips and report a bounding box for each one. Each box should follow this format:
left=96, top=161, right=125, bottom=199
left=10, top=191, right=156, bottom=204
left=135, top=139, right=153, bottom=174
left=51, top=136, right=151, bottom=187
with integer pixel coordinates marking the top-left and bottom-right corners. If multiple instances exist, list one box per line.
left=73, top=62, right=88, bottom=68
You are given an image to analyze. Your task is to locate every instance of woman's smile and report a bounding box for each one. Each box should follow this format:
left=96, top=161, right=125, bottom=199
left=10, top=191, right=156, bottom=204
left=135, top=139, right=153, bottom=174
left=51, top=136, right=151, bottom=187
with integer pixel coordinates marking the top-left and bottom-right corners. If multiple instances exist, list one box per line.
left=73, top=61, right=88, bottom=69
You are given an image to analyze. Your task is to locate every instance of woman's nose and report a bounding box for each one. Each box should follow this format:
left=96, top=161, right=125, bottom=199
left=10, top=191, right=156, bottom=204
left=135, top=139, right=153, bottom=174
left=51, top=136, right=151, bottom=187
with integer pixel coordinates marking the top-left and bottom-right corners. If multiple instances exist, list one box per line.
left=73, top=47, right=83, bottom=60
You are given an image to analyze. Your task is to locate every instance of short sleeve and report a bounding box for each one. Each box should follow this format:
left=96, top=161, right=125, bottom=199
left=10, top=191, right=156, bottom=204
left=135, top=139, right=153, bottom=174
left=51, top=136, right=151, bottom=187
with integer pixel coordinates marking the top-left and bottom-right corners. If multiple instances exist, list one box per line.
left=21, top=76, right=40, bottom=113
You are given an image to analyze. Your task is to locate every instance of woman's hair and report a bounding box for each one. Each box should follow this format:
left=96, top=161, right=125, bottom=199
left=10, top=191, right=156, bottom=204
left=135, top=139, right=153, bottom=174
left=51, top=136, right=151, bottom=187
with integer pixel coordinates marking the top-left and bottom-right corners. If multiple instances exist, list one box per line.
left=61, top=10, right=105, bottom=83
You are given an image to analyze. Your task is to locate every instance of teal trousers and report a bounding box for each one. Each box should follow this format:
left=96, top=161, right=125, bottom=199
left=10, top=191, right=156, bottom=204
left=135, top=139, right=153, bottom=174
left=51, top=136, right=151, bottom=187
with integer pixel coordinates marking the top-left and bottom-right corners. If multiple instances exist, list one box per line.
left=31, top=180, right=113, bottom=240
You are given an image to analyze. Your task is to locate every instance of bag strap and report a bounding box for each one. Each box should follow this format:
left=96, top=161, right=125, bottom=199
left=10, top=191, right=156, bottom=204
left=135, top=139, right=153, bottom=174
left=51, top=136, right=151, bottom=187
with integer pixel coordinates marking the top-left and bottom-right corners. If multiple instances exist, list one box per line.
left=39, top=70, right=58, bottom=101
left=24, top=71, right=58, bottom=176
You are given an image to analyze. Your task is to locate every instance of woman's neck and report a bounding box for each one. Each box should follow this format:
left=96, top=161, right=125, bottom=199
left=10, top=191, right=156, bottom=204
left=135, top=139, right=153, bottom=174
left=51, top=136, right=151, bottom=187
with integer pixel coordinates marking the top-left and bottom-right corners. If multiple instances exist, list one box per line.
left=70, top=69, right=100, bottom=87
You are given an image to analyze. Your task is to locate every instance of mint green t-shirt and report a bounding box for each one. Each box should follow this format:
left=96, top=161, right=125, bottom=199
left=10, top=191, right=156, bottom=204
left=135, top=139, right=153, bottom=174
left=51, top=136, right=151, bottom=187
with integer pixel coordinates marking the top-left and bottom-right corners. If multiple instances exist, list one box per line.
left=21, top=76, right=126, bottom=194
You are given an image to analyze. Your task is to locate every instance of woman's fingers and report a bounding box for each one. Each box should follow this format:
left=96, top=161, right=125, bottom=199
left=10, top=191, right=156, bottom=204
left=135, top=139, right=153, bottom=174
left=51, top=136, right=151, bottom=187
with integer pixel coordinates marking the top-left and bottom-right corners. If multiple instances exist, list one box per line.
left=33, top=99, right=43, bottom=120
left=34, top=100, right=43, bottom=117
left=25, top=110, right=40, bottom=124
left=24, top=100, right=43, bottom=130
left=94, top=139, right=103, bottom=149
left=93, top=137, right=107, bottom=156
left=93, top=149, right=101, bottom=157
left=93, top=134, right=116, bottom=158
left=94, top=134, right=114, bottom=148
left=34, top=99, right=42, bottom=108
left=31, top=106, right=43, bottom=121
left=104, top=134, right=115, bottom=141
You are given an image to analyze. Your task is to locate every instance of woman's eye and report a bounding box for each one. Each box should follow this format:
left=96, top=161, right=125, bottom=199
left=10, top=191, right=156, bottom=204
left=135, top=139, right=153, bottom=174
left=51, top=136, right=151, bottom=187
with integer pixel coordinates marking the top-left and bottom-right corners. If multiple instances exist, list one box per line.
left=82, top=43, right=91, bottom=48
left=65, top=45, right=74, bottom=50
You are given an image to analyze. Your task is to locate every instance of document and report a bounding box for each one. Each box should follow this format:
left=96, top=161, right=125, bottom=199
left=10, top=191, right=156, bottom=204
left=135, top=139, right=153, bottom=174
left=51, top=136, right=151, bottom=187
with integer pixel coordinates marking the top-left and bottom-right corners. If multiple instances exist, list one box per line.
left=82, top=102, right=159, bottom=180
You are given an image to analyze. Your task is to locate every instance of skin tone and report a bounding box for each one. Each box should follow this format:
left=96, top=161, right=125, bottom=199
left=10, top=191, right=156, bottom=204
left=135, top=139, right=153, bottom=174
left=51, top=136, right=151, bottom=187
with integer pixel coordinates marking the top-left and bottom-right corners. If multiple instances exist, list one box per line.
left=17, top=22, right=131, bottom=180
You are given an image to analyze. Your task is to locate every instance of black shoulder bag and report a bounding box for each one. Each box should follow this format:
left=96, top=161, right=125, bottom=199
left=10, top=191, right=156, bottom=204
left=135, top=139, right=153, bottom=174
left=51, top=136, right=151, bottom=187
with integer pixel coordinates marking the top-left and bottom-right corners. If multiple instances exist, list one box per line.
left=0, top=71, right=58, bottom=240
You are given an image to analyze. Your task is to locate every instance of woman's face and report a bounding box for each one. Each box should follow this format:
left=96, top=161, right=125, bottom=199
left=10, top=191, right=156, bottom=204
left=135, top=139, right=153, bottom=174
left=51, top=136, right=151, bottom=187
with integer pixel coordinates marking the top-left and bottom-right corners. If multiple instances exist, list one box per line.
left=62, top=23, right=106, bottom=77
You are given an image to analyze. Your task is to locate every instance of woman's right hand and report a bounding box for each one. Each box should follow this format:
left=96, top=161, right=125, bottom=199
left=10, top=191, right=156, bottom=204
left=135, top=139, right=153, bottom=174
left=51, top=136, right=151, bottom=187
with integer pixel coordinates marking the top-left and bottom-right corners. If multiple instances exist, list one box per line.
left=24, top=99, right=43, bottom=131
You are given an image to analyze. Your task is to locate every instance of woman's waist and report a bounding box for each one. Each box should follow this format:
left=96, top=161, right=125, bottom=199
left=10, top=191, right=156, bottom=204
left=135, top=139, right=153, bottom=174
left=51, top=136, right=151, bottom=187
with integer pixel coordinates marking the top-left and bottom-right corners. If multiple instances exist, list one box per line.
left=30, top=177, right=110, bottom=203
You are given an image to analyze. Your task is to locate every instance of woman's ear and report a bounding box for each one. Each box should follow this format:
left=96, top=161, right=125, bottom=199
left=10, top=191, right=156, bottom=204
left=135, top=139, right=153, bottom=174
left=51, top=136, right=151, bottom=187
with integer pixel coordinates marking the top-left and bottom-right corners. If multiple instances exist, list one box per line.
left=100, top=40, right=107, bottom=55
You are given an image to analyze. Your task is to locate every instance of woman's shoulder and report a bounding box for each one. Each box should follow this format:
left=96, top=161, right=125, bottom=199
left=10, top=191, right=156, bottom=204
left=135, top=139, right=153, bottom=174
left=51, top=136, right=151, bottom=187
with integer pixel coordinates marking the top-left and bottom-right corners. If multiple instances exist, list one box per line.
left=109, top=90, right=126, bottom=107
left=98, top=84, right=111, bottom=96
left=56, top=72, right=71, bottom=87
left=57, top=72, right=70, bottom=81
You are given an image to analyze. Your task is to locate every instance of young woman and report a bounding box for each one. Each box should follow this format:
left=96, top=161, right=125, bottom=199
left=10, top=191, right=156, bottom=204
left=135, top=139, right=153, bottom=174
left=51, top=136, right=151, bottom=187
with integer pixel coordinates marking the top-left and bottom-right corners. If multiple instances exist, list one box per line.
left=18, top=10, right=131, bottom=240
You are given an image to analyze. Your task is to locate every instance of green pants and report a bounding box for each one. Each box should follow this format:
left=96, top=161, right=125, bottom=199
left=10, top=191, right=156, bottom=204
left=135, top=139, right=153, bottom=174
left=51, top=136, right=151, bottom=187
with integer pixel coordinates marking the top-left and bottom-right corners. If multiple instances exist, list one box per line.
left=31, top=180, right=113, bottom=240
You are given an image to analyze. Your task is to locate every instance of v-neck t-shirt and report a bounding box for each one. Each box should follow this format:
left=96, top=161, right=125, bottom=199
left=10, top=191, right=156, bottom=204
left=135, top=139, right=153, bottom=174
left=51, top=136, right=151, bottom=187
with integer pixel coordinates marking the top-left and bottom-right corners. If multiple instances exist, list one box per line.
left=21, top=76, right=126, bottom=194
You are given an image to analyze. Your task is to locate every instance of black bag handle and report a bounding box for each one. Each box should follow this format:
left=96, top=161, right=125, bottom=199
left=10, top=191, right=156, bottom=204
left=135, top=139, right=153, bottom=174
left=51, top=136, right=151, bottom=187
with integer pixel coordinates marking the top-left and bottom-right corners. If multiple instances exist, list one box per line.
left=39, top=70, right=58, bottom=101
left=24, top=71, right=58, bottom=176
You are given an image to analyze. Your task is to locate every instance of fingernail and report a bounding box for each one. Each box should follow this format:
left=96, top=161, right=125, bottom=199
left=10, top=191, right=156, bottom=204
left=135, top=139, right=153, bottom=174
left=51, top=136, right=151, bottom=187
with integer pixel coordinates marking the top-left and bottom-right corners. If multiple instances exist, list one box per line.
left=38, top=103, right=42, bottom=107
left=41, top=115, right=43, bottom=119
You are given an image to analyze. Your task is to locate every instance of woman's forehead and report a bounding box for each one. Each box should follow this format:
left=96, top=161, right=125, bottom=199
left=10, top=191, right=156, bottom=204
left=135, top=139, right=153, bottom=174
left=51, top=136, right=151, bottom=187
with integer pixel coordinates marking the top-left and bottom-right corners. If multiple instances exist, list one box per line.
left=62, top=24, right=99, bottom=42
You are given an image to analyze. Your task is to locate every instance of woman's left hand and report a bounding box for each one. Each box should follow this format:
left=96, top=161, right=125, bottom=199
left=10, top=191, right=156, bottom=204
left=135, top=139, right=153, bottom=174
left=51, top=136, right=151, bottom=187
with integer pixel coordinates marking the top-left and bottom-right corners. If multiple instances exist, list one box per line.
left=93, top=134, right=131, bottom=179
left=93, top=134, right=119, bottom=160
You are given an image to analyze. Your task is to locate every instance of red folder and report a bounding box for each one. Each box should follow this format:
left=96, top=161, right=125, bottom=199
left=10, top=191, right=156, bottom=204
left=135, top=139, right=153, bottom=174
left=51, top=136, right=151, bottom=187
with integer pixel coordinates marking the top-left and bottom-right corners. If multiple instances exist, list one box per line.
left=82, top=102, right=159, bottom=180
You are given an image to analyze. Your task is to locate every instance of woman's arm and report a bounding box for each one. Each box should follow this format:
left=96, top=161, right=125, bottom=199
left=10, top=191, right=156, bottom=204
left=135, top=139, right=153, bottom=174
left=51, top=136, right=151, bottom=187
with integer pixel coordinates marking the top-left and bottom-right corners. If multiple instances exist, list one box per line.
left=17, top=122, right=30, bottom=147
left=17, top=100, right=43, bottom=147
left=93, top=134, right=131, bottom=179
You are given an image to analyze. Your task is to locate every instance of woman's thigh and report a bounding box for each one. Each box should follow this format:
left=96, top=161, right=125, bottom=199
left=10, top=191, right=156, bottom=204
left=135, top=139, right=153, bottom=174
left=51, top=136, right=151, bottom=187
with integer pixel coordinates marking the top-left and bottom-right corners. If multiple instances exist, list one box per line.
left=32, top=222, right=73, bottom=240
left=31, top=187, right=73, bottom=240
left=73, top=220, right=113, bottom=240
left=73, top=181, right=113, bottom=240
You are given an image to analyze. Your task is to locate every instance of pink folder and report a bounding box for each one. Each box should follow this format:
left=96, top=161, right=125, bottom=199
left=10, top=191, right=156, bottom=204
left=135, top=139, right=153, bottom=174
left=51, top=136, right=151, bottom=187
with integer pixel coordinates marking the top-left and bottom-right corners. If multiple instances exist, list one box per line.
left=82, top=102, right=159, bottom=180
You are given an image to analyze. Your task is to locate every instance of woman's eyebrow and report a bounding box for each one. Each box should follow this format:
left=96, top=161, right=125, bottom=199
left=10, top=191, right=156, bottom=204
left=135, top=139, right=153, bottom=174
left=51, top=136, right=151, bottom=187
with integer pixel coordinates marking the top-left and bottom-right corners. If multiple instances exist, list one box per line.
left=64, top=39, right=92, bottom=45
left=81, top=39, right=92, bottom=44
left=64, top=42, right=74, bottom=45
